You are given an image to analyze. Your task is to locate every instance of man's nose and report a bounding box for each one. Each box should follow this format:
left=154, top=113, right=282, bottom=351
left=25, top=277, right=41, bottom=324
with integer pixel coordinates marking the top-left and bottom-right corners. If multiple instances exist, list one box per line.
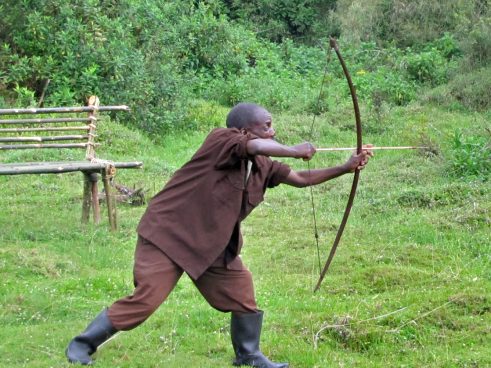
left=268, top=128, right=275, bottom=137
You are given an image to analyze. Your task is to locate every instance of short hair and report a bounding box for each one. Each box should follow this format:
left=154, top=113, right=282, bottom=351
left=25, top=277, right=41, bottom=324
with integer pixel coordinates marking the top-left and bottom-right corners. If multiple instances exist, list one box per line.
left=226, top=103, right=267, bottom=129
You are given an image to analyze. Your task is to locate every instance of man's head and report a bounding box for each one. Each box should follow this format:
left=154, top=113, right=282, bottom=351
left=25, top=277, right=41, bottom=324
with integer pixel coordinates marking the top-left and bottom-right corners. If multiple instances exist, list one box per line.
left=226, top=103, right=275, bottom=139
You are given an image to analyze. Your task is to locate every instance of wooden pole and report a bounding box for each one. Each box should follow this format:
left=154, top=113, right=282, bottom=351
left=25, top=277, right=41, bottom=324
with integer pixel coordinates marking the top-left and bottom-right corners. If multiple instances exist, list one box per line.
left=90, top=173, right=101, bottom=225
left=0, top=117, right=94, bottom=124
left=82, top=173, right=92, bottom=224
left=0, top=105, right=129, bottom=115
left=0, top=135, right=88, bottom=143
left=86, top=96, right=99, bottom=160
left=37, top=78, right=50, bottom=108
left=102, top=165, right=117, bottom=231
left=0, top=126, right=90, bottom=133
left=0, top=143, right=97, bottom=150
left=0, top=161, right=142, bottom=175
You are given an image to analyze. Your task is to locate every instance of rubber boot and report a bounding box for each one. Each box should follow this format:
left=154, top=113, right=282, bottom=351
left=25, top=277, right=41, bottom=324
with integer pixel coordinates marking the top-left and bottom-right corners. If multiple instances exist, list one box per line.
left=66, top=309, right=117, bottom=365
left=231, top=311, right=288, bottom=368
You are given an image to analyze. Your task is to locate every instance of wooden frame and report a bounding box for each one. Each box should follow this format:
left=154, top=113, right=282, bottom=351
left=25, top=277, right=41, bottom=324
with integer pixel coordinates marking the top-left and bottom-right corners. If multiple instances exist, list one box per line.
left=0, top=96, right=142, bottom=230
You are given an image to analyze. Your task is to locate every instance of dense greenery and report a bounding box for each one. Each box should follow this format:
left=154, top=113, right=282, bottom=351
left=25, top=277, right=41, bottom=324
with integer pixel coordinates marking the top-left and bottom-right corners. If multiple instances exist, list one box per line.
left=1, top=0, right=490, bottom=135
left=0, top=1, right=490, bottom=367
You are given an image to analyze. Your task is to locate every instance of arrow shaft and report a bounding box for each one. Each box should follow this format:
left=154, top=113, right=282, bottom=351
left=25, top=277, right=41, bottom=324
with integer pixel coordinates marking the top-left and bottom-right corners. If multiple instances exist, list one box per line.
left=316, top=146, right=425, bottom=152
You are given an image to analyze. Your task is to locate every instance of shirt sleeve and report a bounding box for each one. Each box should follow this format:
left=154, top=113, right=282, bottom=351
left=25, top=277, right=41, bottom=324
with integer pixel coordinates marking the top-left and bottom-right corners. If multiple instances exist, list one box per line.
left=267, top=160, right=291, bottom=188
left=212, top=128, right=258, bottom=169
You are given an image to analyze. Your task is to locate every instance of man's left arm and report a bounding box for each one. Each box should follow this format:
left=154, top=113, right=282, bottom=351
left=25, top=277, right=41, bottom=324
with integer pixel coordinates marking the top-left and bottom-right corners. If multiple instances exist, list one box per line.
left=281, top=147, right=373, bottom=188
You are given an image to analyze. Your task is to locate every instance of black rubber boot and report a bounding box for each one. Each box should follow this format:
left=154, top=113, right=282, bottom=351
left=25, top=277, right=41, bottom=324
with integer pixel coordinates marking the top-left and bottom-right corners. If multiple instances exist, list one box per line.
left=66, top=309, right=117, bottom=365
left=231, top=311, right=288, bottom=368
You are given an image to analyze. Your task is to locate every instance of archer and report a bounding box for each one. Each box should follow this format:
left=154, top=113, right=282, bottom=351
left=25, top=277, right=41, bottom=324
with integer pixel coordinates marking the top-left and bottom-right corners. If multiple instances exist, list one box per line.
left=66, top=102, right=372, bottom=367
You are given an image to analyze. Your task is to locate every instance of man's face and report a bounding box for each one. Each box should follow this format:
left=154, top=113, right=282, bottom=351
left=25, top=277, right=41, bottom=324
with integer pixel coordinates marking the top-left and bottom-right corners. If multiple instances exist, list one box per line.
left=246, top=110, right=275, bottom=139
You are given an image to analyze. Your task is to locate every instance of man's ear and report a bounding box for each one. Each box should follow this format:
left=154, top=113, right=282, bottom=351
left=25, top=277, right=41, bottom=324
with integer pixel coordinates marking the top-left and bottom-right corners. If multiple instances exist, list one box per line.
left=240, top=128, right=248, bottom=135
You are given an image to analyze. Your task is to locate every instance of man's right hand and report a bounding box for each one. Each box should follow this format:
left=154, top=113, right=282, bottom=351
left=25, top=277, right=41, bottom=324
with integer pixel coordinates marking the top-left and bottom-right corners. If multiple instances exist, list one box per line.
left=292, top=142, right=316, bottom=161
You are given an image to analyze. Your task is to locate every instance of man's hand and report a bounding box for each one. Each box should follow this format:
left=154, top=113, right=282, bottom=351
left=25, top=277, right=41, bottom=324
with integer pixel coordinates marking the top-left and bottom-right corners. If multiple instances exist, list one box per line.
left=292, top=142, right=316, bottom=161
left=343, top=144, right=374, bottom=172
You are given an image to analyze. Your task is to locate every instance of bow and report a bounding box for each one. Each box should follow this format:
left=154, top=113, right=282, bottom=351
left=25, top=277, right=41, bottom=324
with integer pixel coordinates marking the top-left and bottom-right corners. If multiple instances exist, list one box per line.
left=313, top=37, right=363, bottom=292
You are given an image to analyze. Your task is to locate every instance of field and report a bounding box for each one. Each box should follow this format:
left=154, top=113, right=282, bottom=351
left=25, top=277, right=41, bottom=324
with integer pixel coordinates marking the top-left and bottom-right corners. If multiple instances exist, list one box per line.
left=0, top=101, right=489, bottom=368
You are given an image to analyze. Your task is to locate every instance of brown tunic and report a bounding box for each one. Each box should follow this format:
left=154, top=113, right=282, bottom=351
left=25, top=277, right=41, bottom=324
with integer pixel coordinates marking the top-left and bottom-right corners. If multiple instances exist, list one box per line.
left=137, top=128, right=291, bottom=279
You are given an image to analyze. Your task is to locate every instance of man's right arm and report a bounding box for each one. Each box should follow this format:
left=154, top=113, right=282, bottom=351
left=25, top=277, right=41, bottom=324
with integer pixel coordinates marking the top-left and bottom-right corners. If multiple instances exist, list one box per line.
left=246, top=138, right=316, bottom=160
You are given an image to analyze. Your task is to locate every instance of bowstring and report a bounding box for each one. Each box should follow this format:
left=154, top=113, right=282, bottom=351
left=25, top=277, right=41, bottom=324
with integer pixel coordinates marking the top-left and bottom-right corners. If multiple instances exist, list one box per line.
left=308, top=43, right=333, bottom=276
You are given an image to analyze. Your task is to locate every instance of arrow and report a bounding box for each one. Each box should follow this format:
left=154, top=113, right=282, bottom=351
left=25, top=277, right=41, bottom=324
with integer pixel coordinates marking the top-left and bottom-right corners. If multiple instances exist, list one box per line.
left=316, top=146, right=427, bottom=152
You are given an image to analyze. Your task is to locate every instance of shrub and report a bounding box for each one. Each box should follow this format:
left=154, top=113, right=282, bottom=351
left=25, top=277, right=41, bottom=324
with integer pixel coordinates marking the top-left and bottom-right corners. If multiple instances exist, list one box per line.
left=402, top=49, right=448, bottom=85
left=355, top=66, right=417, bottom=106
left=223, top=0, right=337, bottom=43
left=464, top=15, right=491, bottom=67
left=0, top=1, right=254, bottom=134
left=447, top=66, right=491, bottom=111
left=448, top=130, right=491, bottom=181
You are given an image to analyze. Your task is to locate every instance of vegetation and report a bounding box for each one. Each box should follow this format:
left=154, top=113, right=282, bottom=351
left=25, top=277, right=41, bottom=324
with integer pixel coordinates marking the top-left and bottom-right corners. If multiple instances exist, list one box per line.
left=0, top=0, right=490, bottom=367
left=1, top=0, right=490, bottom=133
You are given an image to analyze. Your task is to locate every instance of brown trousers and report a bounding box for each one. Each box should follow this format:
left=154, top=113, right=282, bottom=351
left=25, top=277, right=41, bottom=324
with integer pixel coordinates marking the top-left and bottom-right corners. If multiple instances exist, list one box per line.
left=107, top=236, right=258, bottom=331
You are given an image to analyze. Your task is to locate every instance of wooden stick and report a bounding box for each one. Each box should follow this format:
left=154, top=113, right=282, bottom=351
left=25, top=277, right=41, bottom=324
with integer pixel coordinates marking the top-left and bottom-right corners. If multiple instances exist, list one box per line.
left=92, top=175, right=101, bottom=225
left=0, top=135, right=88, bottom=143
left=102, top=167, right=117, bottom=231
left=38, top=78, right=50, bottom=108
left=0, top=117, right=94, bottom=124
left=82, top=173, right=92, bottom=224
left=316, top=146, right=427, bottom=152
left=0, top=126, right=90, bottom=133
left=0, top=105, right=129, bottom=115
left=0, top=161, right=142, bottom=175
left=86, top=96, right=99, bottom=160
left=0, top=143, right=97, bottom=150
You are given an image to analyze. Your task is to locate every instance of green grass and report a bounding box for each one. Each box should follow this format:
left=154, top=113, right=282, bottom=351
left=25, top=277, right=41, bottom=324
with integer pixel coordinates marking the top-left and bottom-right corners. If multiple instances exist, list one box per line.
left=0, top=103, right=489, bottom=367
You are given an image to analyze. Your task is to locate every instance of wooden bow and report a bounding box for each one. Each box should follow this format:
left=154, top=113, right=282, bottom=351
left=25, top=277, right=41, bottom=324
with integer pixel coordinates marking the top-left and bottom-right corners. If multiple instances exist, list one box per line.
left=313, top=38, right=363, bottom=292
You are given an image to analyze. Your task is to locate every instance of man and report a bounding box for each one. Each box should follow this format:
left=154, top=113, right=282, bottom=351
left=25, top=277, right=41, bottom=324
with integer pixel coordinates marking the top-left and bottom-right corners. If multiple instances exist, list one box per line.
left=66, top=103, right=372, bottom=367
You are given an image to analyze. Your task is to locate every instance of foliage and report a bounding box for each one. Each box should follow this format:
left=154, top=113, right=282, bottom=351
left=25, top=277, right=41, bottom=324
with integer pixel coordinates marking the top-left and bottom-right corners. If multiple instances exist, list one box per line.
left=0, top=0, right=187, bottom=133
left=448, top=130, right=491, bottom=181
left=0, top=0, right=262, bottom=134
left=447, top=66, right=491, bottom=111
left=403, top=49, right=449, bottom=85
left=355, top=66, right=416, bottom=106
left=0, top=0, right=489, bottom=137
left=12, top=84, right=36, bottom=107
left=222, top=0, right=338, bottom=43
left=1, top=2, right=490, bottom=365
left=335, top=0, right=481, bottom=48
left=455, top=5, right=491, bottom=67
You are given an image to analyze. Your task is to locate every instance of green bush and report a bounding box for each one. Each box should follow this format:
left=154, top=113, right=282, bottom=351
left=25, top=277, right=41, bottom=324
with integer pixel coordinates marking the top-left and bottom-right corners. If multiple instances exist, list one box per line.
left=355, top=67, right=416, bottom=106
left=429, top=33, right=461, bottom=60
left=0, top=0, right=485, bottom=137
left=448, top=130, right=491, bottom=181
left=447, top=66, right=491, bottom=111
left=0, top=0, right=265, bottom=134
left=223, top=0, right=337, bottom=43
left=465, top=16, right=491, bottom=66
left=198, top=39, right=329, bottom=112
left=403, top=49, right=448, bottom=85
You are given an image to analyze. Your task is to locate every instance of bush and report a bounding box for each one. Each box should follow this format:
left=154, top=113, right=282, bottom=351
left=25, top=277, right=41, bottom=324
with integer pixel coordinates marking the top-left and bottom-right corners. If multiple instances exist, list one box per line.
left=223, top=0, right=337, bottom=43
left=0, top=0, right=266, bottom=135
left=458, top=15, right=491, bottom=67
left=448, top=130, right=491, bottom=181
left=403, top=49, right=448, bottom=85
left=447, top=66, right=491, bottom=111
left=355, top=66, right=416, bottom=106
left=0, top=0, right=484, bottom=136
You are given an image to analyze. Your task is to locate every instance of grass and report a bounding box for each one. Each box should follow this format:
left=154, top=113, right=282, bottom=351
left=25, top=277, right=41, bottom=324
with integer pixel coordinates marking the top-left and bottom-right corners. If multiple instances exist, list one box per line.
left=0, top=101, right=490, bottom=367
